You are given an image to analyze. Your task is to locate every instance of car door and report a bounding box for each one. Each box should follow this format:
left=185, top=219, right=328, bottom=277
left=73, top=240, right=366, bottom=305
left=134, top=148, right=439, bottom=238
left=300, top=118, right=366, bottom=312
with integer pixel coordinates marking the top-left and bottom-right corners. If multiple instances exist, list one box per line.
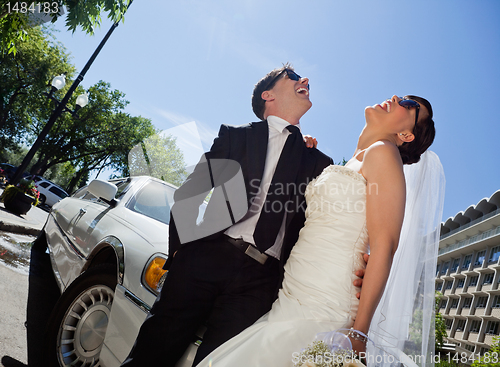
left=48, top=186, right=116, bottom=287
left=64, top=179, right=134, bottom=257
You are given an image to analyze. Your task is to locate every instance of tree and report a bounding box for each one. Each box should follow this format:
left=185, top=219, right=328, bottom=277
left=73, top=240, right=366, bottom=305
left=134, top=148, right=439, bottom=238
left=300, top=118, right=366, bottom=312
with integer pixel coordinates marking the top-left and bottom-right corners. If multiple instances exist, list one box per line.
left=26, top=80, right=158, bottom=191
left=472, top=335, right=500, bottom=367
left=0, top=146, right=77, bottom=189
left=0, top=26, right=164, bottom=192
left=0, top=0, right=131, bottom=54
left=0, top=25, right=75, bottom=150
left=435, top=291, right=448, bottom=350
left=127, top=133, right=188, bottom=186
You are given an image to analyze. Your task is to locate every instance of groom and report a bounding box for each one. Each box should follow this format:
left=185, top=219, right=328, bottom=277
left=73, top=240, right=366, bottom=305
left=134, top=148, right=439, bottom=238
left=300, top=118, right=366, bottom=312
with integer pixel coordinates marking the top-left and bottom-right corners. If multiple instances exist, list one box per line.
left=122, top=65, right=334, bottom=367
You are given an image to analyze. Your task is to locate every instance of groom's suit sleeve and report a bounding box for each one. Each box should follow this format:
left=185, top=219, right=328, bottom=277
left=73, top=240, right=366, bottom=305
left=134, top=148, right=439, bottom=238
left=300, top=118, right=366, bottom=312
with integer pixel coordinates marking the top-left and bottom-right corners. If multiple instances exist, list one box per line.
left=167, top=125, right=232, bottom=266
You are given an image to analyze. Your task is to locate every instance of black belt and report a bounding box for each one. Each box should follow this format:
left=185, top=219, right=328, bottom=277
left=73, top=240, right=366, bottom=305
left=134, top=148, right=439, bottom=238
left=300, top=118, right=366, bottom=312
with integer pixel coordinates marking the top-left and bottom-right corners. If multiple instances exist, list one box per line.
left=225, top=236, right=269, bottom=265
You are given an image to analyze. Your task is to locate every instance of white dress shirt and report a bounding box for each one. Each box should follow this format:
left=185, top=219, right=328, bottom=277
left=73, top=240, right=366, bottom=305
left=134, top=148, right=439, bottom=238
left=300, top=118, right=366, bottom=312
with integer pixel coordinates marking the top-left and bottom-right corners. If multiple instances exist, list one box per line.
left=225, top=116, right=302, bottom=259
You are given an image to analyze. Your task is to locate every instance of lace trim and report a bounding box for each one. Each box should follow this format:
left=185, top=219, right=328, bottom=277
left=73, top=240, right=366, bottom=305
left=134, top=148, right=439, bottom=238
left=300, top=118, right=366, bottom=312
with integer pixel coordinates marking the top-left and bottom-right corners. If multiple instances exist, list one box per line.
left=315, top=165, right=367, bottom=184
left=305, top=165, right=366, bottom=198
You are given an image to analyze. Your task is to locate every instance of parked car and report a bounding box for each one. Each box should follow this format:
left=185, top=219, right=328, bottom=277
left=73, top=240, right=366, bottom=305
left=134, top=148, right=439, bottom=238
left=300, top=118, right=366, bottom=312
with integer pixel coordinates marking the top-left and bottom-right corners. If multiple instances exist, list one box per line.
left=31, top=175, right=69, bottom=206
left=0, top=163, right=29, bottom=182
left=40, top=176, right=202, bottom=367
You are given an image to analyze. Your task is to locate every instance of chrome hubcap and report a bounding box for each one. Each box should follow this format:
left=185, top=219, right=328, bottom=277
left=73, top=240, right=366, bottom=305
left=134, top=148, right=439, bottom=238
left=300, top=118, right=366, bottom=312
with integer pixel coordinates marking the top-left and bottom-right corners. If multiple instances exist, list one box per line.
left=57, top=285, right=114, bottom=366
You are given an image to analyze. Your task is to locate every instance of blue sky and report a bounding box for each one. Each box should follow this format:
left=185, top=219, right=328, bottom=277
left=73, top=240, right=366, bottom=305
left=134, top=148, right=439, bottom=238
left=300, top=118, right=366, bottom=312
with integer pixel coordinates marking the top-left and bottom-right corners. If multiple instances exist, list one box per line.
left=48, top=0, right=500, bottom=221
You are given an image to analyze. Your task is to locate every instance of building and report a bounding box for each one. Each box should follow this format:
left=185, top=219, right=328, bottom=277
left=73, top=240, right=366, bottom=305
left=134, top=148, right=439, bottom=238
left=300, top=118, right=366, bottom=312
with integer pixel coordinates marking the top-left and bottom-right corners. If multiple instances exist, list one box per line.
left=436, top=189, right=500, bottom=355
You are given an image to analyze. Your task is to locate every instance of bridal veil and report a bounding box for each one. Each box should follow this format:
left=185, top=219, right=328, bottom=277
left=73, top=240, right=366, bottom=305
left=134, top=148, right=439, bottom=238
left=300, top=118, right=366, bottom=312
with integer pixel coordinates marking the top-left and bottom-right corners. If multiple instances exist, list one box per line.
left=367, top=150, right=446, bottom=367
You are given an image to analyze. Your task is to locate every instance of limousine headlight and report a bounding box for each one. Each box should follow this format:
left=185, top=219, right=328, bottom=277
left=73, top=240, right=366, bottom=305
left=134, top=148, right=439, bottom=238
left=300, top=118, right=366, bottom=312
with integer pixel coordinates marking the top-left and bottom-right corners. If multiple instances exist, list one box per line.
left=143, top=255, right=168, bottom=295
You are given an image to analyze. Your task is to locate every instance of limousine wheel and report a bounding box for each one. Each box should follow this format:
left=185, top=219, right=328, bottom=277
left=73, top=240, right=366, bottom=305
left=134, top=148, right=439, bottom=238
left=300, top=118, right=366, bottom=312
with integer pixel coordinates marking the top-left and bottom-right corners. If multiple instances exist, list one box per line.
left=45, top=264, right=117, bottom=367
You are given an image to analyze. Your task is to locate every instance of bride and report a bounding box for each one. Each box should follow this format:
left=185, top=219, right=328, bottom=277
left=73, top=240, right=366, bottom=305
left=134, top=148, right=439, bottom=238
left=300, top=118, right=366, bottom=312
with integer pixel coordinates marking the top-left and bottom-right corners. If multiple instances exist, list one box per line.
left=197, top=95, right=444, bottom=366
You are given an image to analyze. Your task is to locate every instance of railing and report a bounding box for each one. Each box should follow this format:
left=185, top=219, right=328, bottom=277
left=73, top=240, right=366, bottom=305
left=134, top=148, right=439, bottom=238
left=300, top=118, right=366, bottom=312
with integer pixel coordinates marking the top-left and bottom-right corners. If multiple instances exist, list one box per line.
left=440, top=209, right=500, bottom=241
left=475, top=308, right=489, bottom=316
left=439, top=222, right=500, bottom=256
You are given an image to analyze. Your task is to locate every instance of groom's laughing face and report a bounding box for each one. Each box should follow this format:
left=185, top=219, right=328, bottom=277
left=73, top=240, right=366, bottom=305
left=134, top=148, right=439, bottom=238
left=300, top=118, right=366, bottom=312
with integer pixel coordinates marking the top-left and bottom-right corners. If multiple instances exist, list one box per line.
left=263, top=70, right=312, bottom=123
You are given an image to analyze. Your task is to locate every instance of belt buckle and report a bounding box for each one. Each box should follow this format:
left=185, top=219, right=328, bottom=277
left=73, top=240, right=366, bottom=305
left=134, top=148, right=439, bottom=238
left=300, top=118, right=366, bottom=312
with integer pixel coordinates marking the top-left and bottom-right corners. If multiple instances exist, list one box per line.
left=244, top=245, right=268, bottom=265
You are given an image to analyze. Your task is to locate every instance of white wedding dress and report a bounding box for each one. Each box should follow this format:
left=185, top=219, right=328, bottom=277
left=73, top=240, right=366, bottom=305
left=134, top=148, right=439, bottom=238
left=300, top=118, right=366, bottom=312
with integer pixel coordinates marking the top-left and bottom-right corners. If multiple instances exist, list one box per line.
left=198, top=165, right=369, bottom=367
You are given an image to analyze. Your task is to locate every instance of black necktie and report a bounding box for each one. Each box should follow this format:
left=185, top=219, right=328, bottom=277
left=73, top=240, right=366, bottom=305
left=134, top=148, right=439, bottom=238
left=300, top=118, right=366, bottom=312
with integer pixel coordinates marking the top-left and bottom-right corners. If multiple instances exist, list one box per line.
left=253, top=125, right=303, bottom=253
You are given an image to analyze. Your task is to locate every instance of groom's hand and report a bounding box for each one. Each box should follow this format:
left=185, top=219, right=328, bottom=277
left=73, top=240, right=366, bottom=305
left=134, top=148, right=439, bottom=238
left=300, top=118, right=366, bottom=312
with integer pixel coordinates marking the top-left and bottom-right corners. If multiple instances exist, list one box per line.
left=303, top=135, right=318, bottom=148
left=354, top=253, right=370, bottom=299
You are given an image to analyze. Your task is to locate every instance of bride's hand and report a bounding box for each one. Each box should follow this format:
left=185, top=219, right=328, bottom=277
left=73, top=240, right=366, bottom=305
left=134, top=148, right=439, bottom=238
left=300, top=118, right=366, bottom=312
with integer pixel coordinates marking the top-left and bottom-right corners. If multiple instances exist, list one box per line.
left=303, top=135, right=318, bottom=148
left=350, top=338, right=367, bottom=363
left=354, top=253, right=370, bottom=299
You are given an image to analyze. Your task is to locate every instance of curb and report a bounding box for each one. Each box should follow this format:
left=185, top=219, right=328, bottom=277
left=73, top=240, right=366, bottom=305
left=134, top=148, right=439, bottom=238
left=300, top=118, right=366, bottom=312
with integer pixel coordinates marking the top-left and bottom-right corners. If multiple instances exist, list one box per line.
left=0, top=221, right=41, bottom=236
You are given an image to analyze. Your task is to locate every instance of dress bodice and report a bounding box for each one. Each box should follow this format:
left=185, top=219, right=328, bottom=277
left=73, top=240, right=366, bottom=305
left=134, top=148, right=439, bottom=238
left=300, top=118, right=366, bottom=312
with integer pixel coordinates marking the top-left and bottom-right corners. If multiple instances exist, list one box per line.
left=273, top=165, right=369, bottom=324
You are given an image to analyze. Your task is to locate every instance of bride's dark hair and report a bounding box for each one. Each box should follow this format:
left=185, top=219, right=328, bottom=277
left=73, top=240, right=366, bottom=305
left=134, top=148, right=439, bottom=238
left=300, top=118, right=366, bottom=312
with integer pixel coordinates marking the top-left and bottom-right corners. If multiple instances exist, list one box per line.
left=399, top=95, right=436, bottom=165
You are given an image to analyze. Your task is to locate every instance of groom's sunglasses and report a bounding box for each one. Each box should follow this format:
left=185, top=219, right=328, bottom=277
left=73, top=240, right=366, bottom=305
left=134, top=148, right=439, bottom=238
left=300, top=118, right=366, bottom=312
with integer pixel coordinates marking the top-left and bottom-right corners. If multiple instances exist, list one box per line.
left=398, top=97, right=420, bottom=129
left=264, top=69, right=310, bottom=91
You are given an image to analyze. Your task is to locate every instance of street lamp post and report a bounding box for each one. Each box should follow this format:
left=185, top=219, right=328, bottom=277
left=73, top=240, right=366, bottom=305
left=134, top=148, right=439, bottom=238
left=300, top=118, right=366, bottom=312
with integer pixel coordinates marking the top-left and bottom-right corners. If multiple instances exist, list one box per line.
left=45, top=74, right=89, bottom=115
left=9, top=8, right=129, bottom=186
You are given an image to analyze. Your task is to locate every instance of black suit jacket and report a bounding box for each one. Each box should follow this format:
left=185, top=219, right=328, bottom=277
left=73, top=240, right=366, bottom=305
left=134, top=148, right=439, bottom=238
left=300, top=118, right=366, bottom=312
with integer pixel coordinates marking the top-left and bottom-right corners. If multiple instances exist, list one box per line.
left=166, top=120, right=333, bottom=269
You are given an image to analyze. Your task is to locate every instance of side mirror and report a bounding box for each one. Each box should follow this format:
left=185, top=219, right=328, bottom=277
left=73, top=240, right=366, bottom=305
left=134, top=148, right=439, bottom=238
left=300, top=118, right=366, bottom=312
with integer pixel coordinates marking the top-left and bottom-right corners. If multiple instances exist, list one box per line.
left=88, top=180, right=118, bottom=207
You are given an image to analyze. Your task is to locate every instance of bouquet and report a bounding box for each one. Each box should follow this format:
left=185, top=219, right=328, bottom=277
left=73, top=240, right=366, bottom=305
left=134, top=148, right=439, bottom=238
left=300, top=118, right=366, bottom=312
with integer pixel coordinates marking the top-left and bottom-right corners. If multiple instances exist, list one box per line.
left=294, top=340, right=365, bottom=367
left=294, top=329, right=368, bottom=367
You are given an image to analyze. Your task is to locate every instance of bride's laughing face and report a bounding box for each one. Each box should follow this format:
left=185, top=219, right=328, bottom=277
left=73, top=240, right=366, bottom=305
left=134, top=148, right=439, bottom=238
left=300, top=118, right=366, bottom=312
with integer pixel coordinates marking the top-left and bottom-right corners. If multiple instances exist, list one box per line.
left=364, top=95, right=421, bottom=135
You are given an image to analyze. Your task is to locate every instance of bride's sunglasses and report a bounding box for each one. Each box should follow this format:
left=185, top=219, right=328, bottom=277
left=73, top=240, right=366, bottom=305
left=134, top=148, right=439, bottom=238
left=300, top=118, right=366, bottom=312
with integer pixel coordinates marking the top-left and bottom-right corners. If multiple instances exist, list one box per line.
left=264, top=69, right=310, bottom=91
left=398, top=97, right=420, bottom=128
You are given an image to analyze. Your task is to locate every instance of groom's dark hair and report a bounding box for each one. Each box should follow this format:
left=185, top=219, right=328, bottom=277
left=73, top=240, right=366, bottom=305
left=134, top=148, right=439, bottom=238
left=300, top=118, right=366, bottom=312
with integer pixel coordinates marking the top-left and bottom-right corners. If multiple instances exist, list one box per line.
left=252, top=63, right=294, bottom=120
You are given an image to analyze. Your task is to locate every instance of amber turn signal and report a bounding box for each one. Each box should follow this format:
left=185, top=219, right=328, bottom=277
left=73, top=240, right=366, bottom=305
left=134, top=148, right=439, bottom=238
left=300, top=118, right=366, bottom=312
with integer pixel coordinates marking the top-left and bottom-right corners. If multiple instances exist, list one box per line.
left=143, top=256, right=168, bottom=294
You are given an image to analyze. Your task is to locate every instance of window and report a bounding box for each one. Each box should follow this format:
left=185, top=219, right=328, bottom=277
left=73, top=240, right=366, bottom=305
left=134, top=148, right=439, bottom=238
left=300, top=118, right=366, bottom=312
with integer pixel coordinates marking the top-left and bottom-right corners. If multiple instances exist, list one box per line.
left=451, top=258, right=460, bottom=272
left=441, top=261, right=450, bottom=274
left=456, top=319, right=466, bottom=331
left=436, top=264, right=440, bottom=276
left=493, top=295, right=500, bottom=308
left=445, top=281, right=453, bottom=290
left=436, top=282, right=443, bottom=291
left=38, top=181, right=50, bottom=188
left=464, top=344, right=475, bottom=352
left=72, top=187, right=99, bottom=202
left=128, top=181, right=174, bottom=225
left=470, top=320, right=481, bottom=332
left=451, top=298, right=459, bottom=308
left=486, top=321, right=500, bottom=335
left=476, top=296, right=488, bottom=308
left=463, top=298, right=472, bottom=309
left=489, top=246, right=500, bottom=263
left=462, top=254, right=472, bottom=269
left=112, top=178, right=132, bottom=199
left=474, top=250, right=486, bottom=266
left=482, top=273, right=494, bottom=285
left=457, top=278, right=465, bottom=288
left=49, top=186, right=68, bottom=199
left=440, top=299, right=447, bottom=309
left=445, top=319, right=453, bottom=330
left=469, top=275, right=478, bottom=287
